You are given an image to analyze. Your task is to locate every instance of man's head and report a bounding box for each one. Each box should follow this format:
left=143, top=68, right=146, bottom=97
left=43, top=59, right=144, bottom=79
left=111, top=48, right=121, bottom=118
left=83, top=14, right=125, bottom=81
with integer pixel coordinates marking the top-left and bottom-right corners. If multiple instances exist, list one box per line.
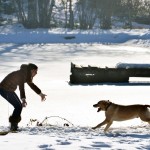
left=28, top=63, right=38, bottom=77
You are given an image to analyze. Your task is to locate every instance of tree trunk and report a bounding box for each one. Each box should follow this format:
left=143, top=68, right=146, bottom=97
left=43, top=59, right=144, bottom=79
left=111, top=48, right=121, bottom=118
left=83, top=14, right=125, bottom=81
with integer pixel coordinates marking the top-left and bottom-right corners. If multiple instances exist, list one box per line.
left=27, top=0, right=38, bottom=28
left=38, top=0, right=54, bottom=28
left=68, top=0, right=74, bottom=29
left=77, top=0, right=96, bottom=29
left=14, top=0, right=26, bottom=24
left=100, top=13, right=112, bottom=29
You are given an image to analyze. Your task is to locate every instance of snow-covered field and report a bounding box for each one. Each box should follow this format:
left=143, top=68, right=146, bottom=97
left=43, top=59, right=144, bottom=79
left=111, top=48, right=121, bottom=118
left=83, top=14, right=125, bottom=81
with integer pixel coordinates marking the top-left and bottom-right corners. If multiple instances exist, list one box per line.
left=0, top=24, right=150, bottom=149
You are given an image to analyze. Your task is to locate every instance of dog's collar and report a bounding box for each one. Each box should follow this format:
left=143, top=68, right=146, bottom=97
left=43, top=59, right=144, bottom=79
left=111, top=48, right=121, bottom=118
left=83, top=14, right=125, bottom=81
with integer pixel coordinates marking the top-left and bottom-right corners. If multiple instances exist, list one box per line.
left=105, top=102, right=112, bottom=111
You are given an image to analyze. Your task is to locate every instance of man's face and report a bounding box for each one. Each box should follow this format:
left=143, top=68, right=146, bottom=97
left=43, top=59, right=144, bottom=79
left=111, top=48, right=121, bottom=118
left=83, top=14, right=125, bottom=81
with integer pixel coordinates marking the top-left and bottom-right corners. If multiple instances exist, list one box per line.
left=31, top=69, right=37, bottom=77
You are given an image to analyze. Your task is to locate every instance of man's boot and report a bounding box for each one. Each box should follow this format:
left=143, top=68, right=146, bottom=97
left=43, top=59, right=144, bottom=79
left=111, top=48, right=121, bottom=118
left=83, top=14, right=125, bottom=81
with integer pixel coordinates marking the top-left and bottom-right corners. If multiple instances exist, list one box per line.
left=9, top=116, right=21, bottom=131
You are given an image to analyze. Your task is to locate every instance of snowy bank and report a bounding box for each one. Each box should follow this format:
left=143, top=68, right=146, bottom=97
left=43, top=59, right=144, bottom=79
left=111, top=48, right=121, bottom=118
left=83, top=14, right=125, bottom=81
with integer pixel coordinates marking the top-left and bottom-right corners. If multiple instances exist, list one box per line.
left=0, top=24, right=150, bottom=47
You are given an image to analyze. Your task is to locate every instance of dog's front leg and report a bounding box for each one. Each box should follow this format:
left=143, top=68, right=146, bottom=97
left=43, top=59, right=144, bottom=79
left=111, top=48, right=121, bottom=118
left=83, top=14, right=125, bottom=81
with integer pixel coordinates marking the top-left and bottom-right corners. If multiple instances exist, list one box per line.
left=92, top=119, right=108, bottom=130
left=104, top=121, right=113, bottom=132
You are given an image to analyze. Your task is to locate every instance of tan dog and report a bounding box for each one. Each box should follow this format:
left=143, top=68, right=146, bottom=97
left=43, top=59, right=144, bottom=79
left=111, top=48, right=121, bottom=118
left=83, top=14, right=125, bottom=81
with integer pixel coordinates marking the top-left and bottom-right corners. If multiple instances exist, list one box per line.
left=92, top=100, right=150, bottom=132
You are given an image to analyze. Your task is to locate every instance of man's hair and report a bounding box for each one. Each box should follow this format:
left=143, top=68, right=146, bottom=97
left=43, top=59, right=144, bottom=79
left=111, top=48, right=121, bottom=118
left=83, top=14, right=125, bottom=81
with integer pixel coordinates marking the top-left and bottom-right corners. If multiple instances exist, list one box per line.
left=28, top=63, right=38, bottom=70
left=20, top=63, right=38, bottom=82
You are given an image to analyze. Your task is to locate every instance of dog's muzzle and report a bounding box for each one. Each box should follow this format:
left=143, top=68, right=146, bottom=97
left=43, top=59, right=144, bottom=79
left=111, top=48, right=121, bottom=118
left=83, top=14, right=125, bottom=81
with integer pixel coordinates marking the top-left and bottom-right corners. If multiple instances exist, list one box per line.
left=97, top=108, right=101, bottom=112
left=93, top=104, right=101, bottom=112
left=93, top=104, right=98, bottom=107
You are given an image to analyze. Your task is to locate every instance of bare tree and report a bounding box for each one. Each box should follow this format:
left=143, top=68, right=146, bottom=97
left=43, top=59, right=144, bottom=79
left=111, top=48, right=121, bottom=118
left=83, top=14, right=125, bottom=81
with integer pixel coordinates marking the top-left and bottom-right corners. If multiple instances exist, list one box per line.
left=14, top=0, right=26, bottom=24
left=38, top=0, right=55, bottom=28
left=68, top=0, right=74, bottom=29
left=76, top=0, right=97, bottom=29
left=96, top=0, right=115, bottom=29
left=3, top=0, right=150, bottom=28
left=27, top=0, right=38, bottom=28
left=60, top=0, right=74, bottom=28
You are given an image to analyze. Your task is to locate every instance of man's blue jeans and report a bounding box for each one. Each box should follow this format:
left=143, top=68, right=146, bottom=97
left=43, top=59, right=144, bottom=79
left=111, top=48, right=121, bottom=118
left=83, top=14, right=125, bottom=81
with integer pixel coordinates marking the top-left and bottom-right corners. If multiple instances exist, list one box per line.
left=0, top=88, right=22, bottom=118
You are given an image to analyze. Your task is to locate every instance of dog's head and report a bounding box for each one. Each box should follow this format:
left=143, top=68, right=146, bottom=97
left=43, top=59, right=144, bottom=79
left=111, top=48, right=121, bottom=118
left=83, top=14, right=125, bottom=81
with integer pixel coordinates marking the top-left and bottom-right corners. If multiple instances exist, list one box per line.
left=93, top=100, right=112, bottom=112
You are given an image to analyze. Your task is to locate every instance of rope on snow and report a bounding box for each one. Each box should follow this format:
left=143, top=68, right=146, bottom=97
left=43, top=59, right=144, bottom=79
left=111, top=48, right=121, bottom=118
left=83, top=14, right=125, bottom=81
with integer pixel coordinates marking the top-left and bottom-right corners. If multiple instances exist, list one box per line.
left=27, top=116, right=74, bottom=127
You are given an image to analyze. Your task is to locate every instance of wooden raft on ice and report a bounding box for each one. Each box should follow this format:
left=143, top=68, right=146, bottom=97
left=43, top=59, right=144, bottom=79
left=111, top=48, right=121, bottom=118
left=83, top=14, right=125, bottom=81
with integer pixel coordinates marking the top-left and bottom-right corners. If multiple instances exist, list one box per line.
left=70, top=62, right=150, bottom=84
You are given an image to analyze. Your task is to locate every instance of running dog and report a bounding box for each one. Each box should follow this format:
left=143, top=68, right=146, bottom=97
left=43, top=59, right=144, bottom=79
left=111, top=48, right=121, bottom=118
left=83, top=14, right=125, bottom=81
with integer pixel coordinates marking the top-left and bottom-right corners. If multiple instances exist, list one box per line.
left=92, top=100, right=150, bottom=132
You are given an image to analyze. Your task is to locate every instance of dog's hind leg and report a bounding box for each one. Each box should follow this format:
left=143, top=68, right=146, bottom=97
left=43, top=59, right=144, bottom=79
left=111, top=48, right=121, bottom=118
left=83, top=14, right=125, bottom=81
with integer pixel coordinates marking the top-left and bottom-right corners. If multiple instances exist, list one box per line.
left=139, top=112, right=150, bottom=123
left=92, top=119, right=108, bottom=130
left=139, top=117, right=150, bottom=125
left=104, top=121, right=113, bottom=132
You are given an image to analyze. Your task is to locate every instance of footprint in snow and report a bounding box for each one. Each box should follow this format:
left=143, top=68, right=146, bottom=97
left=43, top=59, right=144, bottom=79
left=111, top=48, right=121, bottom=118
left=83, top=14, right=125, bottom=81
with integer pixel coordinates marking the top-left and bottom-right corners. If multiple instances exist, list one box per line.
left=38, top=144, right=54, bottom=150
left=56, top=139, right=71, bottom=145
left=91, top=141, right=111, bottom=148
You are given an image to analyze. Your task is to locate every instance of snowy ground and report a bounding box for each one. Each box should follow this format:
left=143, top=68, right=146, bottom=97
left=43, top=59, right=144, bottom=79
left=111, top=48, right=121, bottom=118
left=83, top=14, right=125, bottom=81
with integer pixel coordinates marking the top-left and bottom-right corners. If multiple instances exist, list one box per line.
left=0, top=24, right=150, bottom=149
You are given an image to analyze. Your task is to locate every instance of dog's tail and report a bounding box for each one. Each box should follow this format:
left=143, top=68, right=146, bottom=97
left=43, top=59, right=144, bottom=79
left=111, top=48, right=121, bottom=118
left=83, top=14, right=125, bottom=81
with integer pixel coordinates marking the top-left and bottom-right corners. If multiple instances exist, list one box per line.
left=145, top=105, right=150, bottom=108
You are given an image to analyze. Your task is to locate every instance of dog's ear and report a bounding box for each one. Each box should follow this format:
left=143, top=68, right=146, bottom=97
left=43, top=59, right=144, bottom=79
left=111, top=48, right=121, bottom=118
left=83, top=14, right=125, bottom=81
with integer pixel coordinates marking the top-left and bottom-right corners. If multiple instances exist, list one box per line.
left=107, top=100, right=112, bottom=103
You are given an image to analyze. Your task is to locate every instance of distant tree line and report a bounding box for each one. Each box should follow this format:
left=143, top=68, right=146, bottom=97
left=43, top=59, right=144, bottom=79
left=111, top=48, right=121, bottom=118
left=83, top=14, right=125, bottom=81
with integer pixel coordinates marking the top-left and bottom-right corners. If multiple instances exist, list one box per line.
left=0, top=0, right=150, bottom=29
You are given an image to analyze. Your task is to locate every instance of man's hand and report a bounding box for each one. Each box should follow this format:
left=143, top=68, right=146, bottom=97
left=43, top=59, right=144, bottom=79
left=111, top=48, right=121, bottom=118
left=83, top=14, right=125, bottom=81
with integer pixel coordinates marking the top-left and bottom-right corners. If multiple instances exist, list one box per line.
left=39, top=93, right=47, bottom=101
left=21, top=98, right=27, bottom=107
